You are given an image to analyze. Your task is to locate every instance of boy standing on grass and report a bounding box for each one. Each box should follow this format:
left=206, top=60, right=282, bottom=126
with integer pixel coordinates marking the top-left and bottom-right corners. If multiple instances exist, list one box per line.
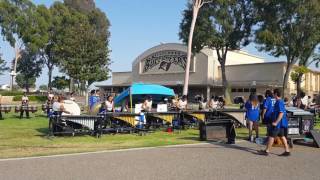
left=259, top=89, right=290, bottom=156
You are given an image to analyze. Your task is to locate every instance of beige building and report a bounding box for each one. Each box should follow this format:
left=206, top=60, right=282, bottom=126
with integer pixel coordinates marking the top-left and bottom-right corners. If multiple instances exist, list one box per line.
left=97, top=43, right=320, bottom=100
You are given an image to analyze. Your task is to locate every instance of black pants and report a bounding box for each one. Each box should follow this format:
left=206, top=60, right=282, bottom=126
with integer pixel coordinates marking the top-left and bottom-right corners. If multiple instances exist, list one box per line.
left=20, top=107, right=29, bottom=118
left=0, top=111, right=2, bottom=119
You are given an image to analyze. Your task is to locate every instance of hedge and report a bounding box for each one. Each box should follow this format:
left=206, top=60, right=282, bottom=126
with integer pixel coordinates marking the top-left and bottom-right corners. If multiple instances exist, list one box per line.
left=0, top=91, right=24, bottom=96
left=13, top=95, right=47, bottom=102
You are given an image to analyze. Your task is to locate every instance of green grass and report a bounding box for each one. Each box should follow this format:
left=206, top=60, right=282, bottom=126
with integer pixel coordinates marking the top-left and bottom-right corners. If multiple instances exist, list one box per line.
left=0, top=111, right=318, bottom=159
left=0, top=112, right=200, bottom=159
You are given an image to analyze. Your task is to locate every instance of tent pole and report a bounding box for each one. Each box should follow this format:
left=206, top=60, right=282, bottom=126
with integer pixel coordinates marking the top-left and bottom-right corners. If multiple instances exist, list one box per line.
left=130, top=87, right=133, bottom=113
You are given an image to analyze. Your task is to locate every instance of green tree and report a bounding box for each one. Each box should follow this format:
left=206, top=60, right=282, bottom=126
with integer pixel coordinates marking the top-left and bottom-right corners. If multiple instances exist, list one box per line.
left=15, top=74, right=36, bottom=91
left=16, top=49, right=43, bottom=92
left=254, top=0, right=320, bottom=95
left=180, top=0, right=256, bottom=102
left=290, top=66, right=310, bottom=95
left=39, top=84, right=47, bottom=91
left=64, top=0, right=95, bottom=12
left=54, top=4, right=111, bottom=88
left=51, top=76, right=69, bottom=90
left=0, top=51, right=9, bottom=75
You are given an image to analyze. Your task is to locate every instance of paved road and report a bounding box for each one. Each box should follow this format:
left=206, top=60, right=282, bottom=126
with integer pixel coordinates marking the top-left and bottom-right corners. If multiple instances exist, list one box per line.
left=0, top=142, right=319, bottom=180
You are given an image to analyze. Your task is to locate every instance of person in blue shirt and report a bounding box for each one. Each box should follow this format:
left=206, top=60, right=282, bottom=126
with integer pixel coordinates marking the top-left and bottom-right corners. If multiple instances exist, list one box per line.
left=262, top=90, right=276, bottom=124
left=245, top=93, right=260, bottom=142
left=259, top=89, right=290, bottom=156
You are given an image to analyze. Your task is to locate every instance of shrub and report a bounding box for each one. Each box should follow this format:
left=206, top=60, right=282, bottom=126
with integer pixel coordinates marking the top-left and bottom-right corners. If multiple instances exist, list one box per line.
left=13, top=95, right=47, bottom=102
left=0, top=91, right=24, bottom=96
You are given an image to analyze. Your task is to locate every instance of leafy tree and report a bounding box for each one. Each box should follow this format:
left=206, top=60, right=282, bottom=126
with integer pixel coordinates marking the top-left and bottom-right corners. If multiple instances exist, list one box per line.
left=15, top=73, right=36, bottom=91
left=64, top=0, right=95, bottom=13
left=51, top=76, right=69, bottom=90
left=290, top=66, right=310, bottom=95
left=0, top=51, right=9, bottom=75
left=180, top=0, right=256, bottom=102
left=39, top=84, right=47, bottom=91
left=54, top=4, right=111, bottom=87
left=254, top=0, right=320, bottom=95
left=16, top=49, right=43, bottom=92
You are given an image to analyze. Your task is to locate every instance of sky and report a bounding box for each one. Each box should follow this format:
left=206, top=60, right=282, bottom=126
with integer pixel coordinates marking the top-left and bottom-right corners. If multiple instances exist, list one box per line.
left=0, top=0, right=285, bottom=88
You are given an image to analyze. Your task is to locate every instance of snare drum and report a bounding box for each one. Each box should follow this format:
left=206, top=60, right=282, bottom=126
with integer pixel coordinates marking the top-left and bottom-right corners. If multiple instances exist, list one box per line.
left=28, top=106, right=38, bottom=113
left=0, top=105, right=11, bottom=113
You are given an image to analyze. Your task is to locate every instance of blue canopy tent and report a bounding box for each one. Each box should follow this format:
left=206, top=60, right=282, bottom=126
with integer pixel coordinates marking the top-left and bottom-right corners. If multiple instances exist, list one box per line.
left=114, top=83, right=175, bottom=112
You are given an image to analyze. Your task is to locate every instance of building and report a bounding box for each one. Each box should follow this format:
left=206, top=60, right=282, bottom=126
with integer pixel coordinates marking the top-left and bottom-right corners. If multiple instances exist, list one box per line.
left=97, top=43, right=320, bottom=100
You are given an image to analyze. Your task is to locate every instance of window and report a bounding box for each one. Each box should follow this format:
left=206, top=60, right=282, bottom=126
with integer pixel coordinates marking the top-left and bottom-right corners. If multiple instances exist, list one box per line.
left=244, top=88, right=250, bottom=92
left=231, top=88, right=237, bottom=92
left=250, top=88, right=257, bottom=93
left=237, top=88, right=243, bottom=92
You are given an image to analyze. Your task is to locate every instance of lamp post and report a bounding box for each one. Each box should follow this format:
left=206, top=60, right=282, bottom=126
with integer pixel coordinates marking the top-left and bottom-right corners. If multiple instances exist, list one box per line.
left=9, top=71, right=16, bottom=91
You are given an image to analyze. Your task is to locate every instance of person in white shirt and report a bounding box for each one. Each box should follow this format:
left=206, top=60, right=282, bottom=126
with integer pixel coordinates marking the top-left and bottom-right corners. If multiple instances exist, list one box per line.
left=52, top=96, right=70, bottom=115
left=20, top=92, right=29, bottom=118
left=300, top=92, right=308, bottom=110
left=142, top=96, right=153, bottom=112
left=178, top=95, right=188, bottom=110
left=208, top=96, right=218, bottom=109
left=105, top=95, right=115, bottom=112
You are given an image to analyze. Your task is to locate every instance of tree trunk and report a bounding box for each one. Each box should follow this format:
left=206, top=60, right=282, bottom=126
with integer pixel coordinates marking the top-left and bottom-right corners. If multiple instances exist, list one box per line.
left=183, top=1, right=201, bottom=96
left=48, top=67, right=53, bottom=90
left=220, top=61, right=231, bottom=104
left=296, top=73, right=303, bottom=96
left=283, top=62, right=294, bottom=97
left=69, top=77, right=74, bottom=92
left=25, top=79, right=29, bottom=93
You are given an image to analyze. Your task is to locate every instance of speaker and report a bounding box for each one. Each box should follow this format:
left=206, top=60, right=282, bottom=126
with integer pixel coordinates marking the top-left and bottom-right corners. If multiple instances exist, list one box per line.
left=310, top=130, right=320, bottom=148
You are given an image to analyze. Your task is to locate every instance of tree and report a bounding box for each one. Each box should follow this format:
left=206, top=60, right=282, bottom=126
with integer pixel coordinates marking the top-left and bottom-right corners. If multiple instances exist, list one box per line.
left=39, top=84, right=48, bottom=91
left=290, top=66, right=310, bottom=95
left=254, top=0, right=320, bottom=95
left=15, top=74, right=36, bottom=91
left=64, top=0, right=95, bottom=13
left=51, top=76, right=69, bottom=90
left=180, top=0, right=256, bottom=102
left=16, top=49, right=43, bottom=92
left=0, top=51, right=9, bottom=75
left=54, top=4, right=111, bottom=88
left=181, top=0, right=210, bottom=96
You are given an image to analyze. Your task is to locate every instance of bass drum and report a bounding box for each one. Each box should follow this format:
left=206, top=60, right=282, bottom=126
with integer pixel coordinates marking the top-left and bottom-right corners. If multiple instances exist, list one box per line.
left=62, top=100, right=81, bottom=115
left=91, top=103, right=102, bottom=115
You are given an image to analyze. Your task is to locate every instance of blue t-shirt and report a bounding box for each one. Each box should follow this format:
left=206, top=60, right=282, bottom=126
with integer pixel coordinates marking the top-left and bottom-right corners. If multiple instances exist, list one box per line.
left=245, top=101, right=260, bottom=121
left=272, top=99, right=288, bottom=128
left=263, top=97, right=276, bottom=120
left=89, top=95, right=99, bottom=110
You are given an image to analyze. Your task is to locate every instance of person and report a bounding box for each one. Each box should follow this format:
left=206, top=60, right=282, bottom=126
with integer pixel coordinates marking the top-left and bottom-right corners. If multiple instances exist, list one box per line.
left=262, top=90, right=275, bottom=125
left=89, top=90, right=100, bottom=112
left=295, top=97, right=305, bottom=109
left=217, top=96, right=225, bottom=109
left=300, top=91, right=308, bottom=110
left=245, top=93, right=260, bottom=142
left=259, top=89, right=290, bottom=156
left=47, top=89, right=54, bottom=102
left=142, top=96, right=153, bottom=112
left=208, top=96, right=218, bottom=109
left=177, top=95, right=188, bottom=110
left=121, top=99, right=129, bottom=112
left=20, top=92, right=29, bottom=119
left=69, top=92, right=75, bottom=101
left=105, top=95, right=115, bottom=112
left=284, top=97, right=290, bottom=107
left=52, top=96, right=70, bottom=115
left=199, top=98, right=207, bottom=110
left=170, top=95, right=179, bottom=111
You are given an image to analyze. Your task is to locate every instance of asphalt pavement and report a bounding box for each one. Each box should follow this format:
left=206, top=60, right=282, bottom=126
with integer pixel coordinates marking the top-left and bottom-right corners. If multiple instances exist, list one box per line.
left=0, top=141, right=319, bottom=180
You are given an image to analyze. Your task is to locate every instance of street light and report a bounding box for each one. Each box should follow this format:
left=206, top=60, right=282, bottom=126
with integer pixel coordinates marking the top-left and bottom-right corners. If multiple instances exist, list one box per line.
left=9, top=71, right=17, bottom=91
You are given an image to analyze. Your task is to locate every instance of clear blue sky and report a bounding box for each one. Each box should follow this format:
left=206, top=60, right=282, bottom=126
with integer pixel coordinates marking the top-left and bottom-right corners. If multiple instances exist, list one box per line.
left=0, top=0, right=283, bottom=87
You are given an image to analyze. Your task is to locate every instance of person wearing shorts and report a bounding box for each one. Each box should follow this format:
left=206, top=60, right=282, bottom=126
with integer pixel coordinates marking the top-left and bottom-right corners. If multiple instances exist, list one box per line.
left=259, top=89, right=290, bottom=156
left=245, top=93, right=260, bottom=142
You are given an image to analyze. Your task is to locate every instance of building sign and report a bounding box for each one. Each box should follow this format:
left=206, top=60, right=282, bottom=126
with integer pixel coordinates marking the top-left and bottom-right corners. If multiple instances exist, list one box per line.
left=140, top=50, right=193, bottom=74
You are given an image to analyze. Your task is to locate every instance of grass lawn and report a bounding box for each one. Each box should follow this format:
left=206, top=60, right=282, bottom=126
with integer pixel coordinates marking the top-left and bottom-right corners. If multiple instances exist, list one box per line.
left=0, top=111, right=318, bottom=159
